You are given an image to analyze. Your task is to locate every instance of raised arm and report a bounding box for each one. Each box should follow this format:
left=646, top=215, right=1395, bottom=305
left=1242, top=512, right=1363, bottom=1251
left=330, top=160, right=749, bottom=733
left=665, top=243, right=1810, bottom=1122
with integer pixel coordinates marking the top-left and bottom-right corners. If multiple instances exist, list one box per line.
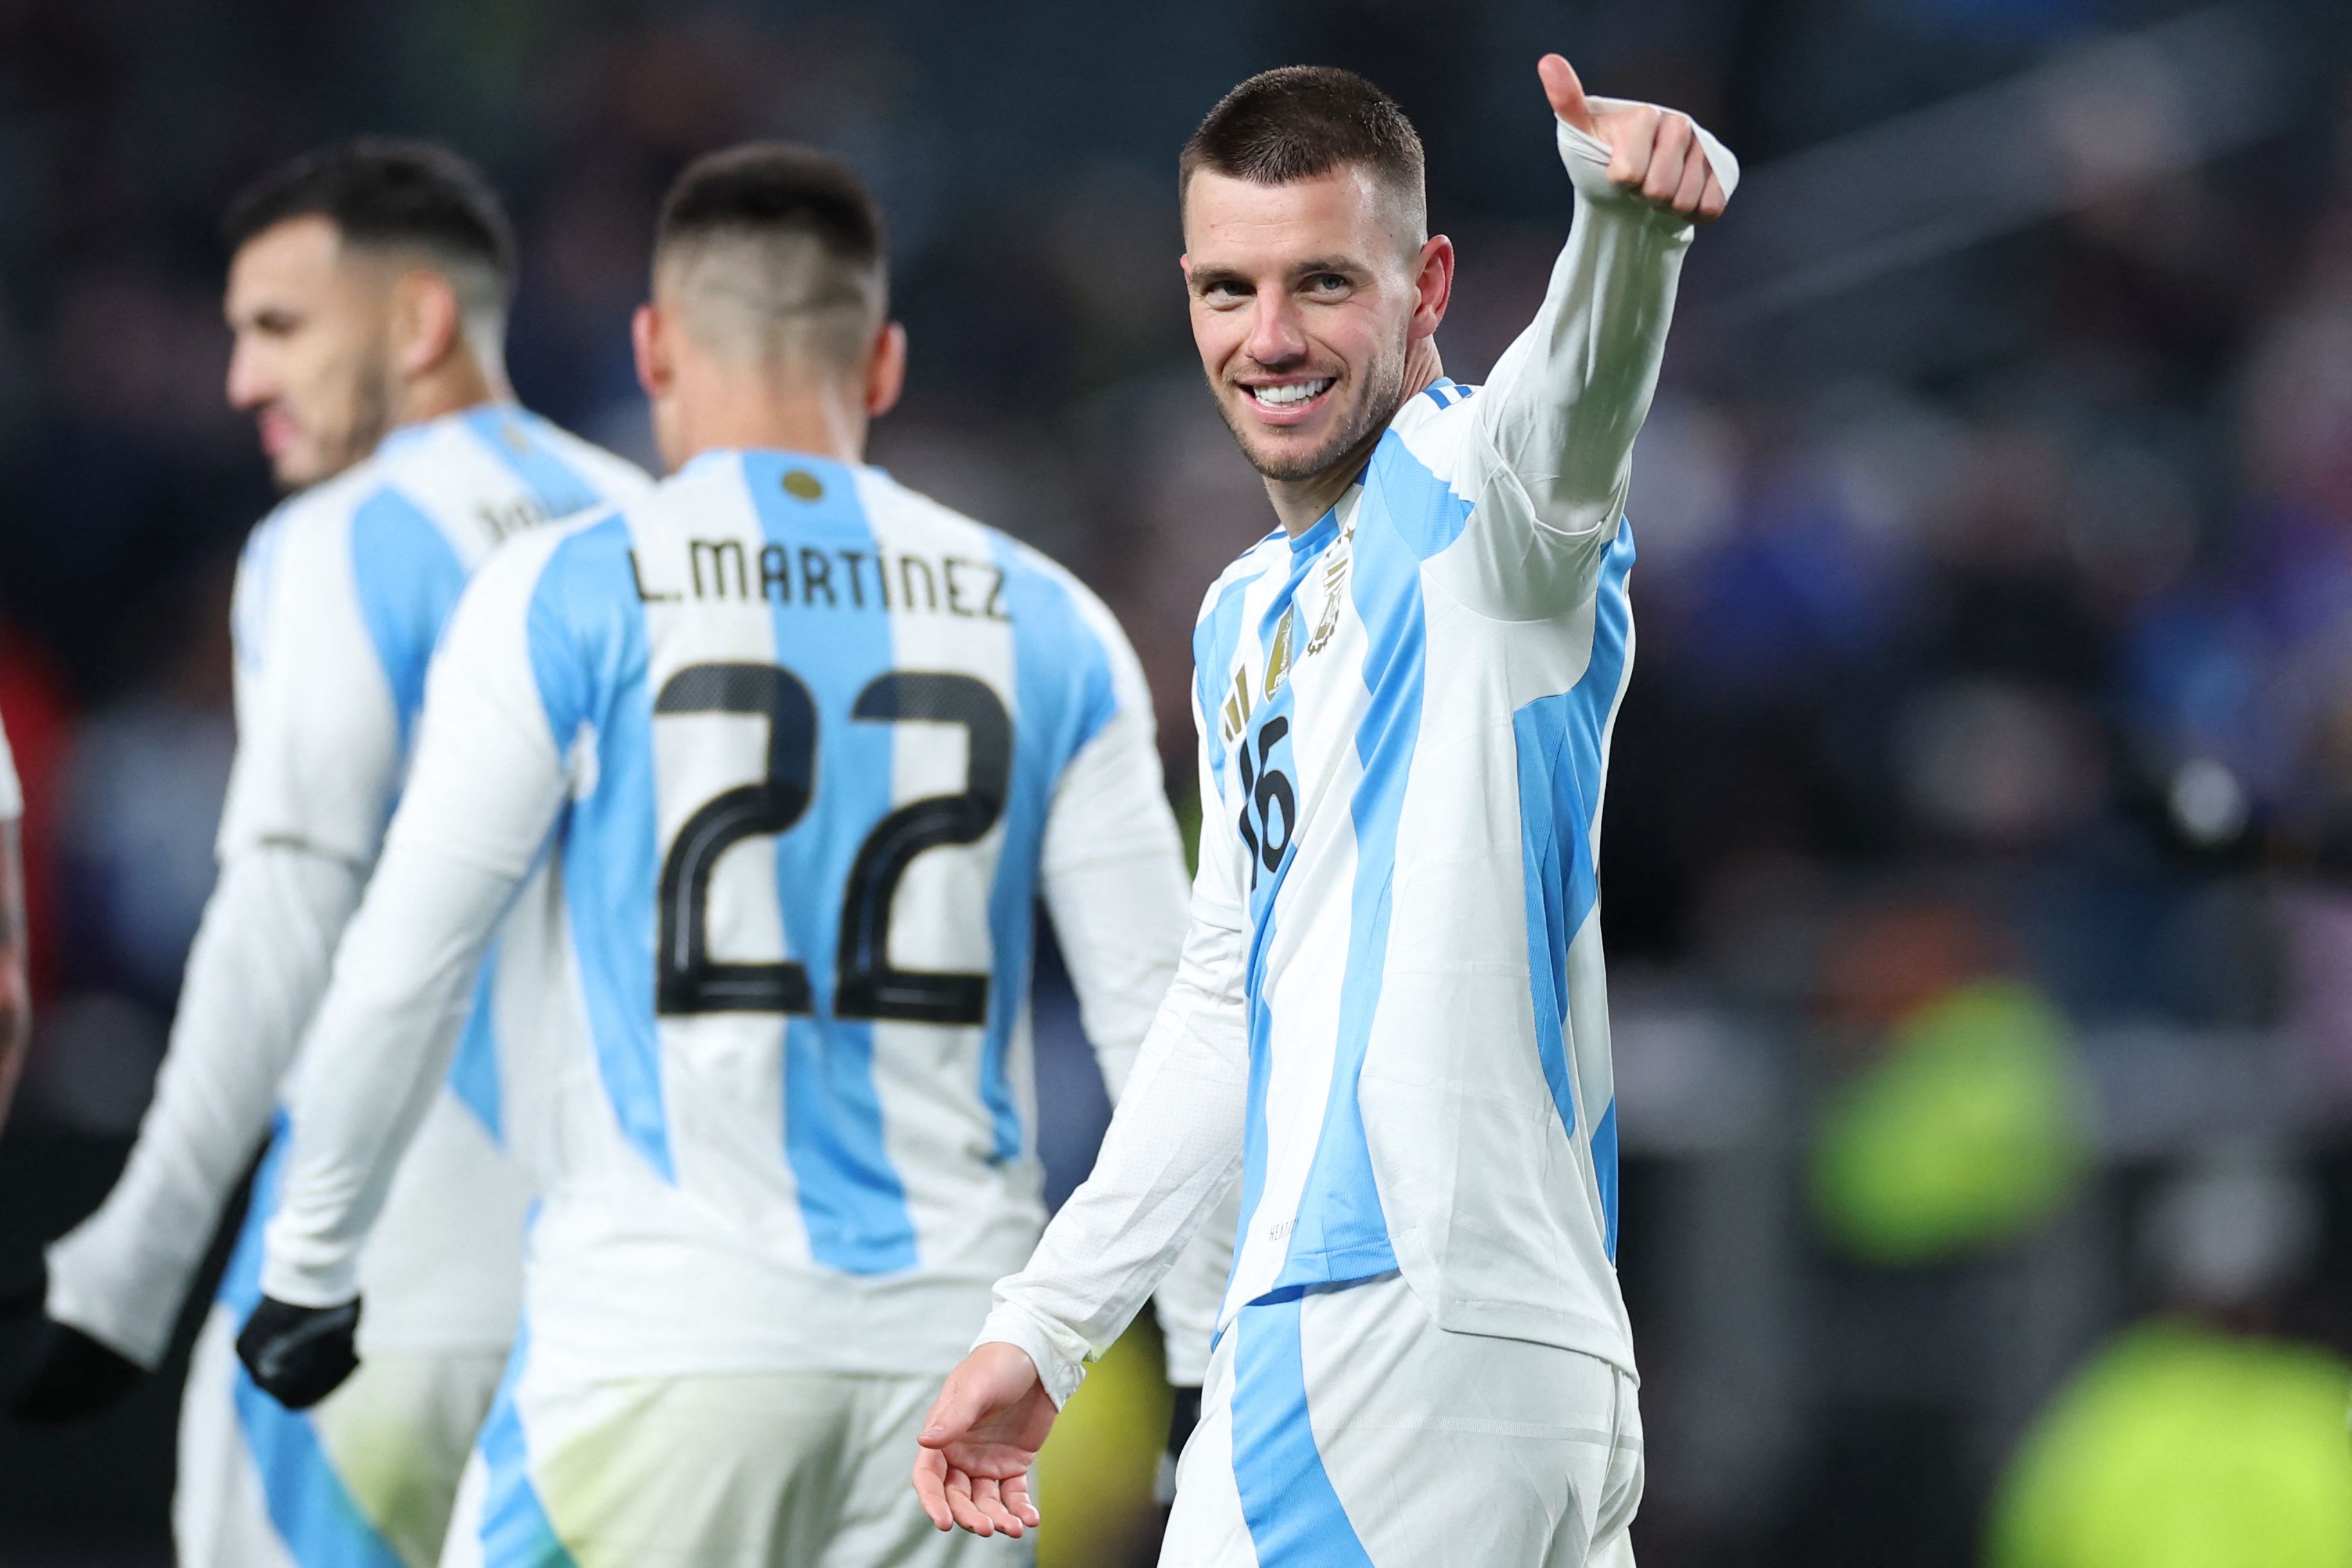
left=1434, top=57, right=1738, bottom=619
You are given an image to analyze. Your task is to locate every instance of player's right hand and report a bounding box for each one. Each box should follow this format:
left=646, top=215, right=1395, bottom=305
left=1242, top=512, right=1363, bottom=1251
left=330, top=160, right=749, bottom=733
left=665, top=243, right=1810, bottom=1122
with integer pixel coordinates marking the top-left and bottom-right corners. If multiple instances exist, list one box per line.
left=235, top=1295, right=360, bottom=1410
left=912, top=1342, right=1057, bottom=1538
left=1539, top=53, right=1730, bottom=224
left=1, top=1264, right=146, bottom=1425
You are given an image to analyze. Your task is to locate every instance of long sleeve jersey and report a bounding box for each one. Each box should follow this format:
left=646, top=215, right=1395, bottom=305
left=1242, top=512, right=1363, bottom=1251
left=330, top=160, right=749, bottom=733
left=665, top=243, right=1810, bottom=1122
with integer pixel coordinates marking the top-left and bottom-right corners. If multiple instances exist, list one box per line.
left=977, top=105, right=1739, bottom=1405
left=258, top=449, right=1225, bottom=1384
left=45, top=405, right=649, bottom=1367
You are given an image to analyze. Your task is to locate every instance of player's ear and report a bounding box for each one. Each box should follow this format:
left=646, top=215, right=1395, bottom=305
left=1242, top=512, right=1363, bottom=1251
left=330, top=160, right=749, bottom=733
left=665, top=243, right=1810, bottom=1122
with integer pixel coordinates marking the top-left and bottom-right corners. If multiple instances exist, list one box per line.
left=865, top=321, right=907, bottom=419
left=1410, top=234, right=1454, bottom=343
left=391, top=271, right=464, bottom=379
left=631, top=303, right=670, bottom=401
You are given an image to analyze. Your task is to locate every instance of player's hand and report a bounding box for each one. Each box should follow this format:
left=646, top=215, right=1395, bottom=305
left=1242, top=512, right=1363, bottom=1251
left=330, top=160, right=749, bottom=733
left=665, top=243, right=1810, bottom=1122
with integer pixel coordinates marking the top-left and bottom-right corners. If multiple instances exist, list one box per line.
left=3, top=1264, right=146, bottom=1426
left=912, top=1342, right=1057, bottom=1538
left=10, top=1324, right=145, bottom=1424
left=236, top=1295, right=360, bottom=1410
left=1540, top=54, right=1730, bottom=224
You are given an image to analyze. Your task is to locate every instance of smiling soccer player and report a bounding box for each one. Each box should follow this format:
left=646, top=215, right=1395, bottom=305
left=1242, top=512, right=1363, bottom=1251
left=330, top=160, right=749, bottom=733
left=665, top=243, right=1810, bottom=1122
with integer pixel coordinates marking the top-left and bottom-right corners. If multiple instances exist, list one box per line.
left=916, top=57, right=1735, bottom=1566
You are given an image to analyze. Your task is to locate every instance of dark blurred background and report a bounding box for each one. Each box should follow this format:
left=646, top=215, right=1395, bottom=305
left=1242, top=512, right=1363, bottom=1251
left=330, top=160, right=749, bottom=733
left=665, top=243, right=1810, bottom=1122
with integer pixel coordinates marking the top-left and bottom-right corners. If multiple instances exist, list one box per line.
left=6, top=0, right=2352, bottom=1564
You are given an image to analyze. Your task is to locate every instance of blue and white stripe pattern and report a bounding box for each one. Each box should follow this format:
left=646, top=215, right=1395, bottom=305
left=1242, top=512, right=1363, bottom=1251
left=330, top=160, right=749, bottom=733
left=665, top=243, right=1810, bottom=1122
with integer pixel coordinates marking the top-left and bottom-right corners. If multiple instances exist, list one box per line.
left=217, top=1123, right=408, bottom=1568
left=1193, top=377, right=1639, bottom=1396
left=442, top=446, right=1155, bottom=1379
left=209, top=405, right=648, bottom=1565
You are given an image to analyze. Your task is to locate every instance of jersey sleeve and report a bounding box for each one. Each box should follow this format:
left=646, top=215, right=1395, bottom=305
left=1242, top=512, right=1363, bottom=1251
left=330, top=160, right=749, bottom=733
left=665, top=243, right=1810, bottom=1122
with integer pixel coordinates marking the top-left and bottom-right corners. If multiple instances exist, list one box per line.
left=1426, top=102, right=1738, bottom=621
left=976, top=673, right=1251, bottom=1407
left=382, top=522, right=593, bottom=875
left=215, top=496, right=410, bottom=866
left=1036, top=587, right=1190, bottom=1097
left=42, top=497, right=417, bottom=1363
left=1032, top=587, right=1238, bottom=1387
left=260, top=530, right=586, bottom=1306
left=44, top=846, right=363, bottom=1363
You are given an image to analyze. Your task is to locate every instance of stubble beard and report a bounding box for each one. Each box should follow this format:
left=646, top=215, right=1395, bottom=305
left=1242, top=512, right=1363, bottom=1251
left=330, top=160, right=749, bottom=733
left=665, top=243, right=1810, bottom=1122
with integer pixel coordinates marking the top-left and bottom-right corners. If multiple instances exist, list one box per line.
left=281, top=345, right=397, bottom=493
left=1215, top=336, right=1408, bottom=486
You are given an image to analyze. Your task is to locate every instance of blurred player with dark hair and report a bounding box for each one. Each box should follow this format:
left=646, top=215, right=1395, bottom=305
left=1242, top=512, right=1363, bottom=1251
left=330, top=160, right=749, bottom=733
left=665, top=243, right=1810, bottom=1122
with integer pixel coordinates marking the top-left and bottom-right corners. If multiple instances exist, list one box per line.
left=0, top=711, right=28, bottom=1126
left=918, top=58, right=1734, bottom=1566
left=237, top=141, right=1222, bottom=1567
left=11, top=140, right=649, bottom=1568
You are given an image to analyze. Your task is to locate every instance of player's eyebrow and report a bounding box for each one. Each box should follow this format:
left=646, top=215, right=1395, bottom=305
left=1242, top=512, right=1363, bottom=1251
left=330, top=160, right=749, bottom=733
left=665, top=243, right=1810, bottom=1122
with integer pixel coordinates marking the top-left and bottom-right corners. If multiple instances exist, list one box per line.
left=1187, top=264, right=1254, bottom=295
left=1285, top=256, right=1366, bottom=280
left=1188, top=256, right=1368, bottom=295
left=229, top=304, right=302, bottom=333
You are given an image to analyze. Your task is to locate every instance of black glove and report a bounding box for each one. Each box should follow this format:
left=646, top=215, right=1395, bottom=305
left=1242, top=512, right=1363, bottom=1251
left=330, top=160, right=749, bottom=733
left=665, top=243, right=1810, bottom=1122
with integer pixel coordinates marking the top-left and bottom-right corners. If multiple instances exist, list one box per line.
left=1168, top=1383, right=1203, bottom=1461
left=1158, top=1383, right=1204, bottom=1506
left=236, top=1296, right=361, bottom=1410
left=3, top=1264, right=146, bottom=1425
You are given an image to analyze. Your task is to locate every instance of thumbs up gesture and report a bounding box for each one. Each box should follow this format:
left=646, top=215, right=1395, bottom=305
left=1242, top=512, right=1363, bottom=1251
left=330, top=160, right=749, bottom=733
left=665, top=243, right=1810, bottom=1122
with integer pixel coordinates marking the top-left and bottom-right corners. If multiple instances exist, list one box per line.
left=1541, top=55, right=1730, bottom=224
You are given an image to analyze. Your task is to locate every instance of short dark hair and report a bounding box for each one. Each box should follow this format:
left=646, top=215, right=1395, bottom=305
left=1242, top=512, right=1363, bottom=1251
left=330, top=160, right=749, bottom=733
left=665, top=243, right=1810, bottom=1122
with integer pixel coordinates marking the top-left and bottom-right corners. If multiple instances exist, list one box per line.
left=655, top=143, right=885, bottom=279
left=223, top=138, right=517, bottom=305
left=653, top=143, right=889, bottom=365
left=1180, top=66, right=1425, bottom=217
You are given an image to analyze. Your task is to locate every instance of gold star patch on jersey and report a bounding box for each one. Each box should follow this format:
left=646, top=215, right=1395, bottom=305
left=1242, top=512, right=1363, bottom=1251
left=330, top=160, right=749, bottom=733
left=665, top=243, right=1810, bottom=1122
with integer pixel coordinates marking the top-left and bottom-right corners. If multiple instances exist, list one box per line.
left=1305, top=522, right=1354, bottom=657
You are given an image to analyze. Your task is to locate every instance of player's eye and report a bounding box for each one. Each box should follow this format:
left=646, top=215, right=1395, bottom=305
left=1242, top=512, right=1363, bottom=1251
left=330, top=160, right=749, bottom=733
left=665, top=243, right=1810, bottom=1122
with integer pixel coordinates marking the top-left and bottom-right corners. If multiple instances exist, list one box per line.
left=1200, top=279, right=1249, bottom=305
left=1303, top=273, right=1351, bottom=298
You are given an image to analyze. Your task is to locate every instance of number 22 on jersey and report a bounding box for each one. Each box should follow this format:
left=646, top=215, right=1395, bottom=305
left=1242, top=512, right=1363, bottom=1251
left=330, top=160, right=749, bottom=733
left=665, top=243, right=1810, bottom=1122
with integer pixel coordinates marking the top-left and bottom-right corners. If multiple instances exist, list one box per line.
left=653, top=660, right=1009, bottom=1025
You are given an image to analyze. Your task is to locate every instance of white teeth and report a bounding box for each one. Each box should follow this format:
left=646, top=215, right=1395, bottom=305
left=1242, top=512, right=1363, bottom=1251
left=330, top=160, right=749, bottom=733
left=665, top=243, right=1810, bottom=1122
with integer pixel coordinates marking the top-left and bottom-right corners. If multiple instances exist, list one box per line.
left=1251, top=380, right=1332, bottom=408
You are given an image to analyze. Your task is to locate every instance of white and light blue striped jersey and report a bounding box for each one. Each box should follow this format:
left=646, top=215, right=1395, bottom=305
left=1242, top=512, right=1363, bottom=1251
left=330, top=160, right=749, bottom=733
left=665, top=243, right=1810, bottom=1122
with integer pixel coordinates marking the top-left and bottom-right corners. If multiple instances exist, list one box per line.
left=266, top=446, right=1193, bottom=1380
left=220, top=403, right=651, bottom=873
left=980, top=109, right=1739, bottom=1397
left=1191, top=380, right=1638, bottom=1368
left=223, top=401, right=650, bottom=1349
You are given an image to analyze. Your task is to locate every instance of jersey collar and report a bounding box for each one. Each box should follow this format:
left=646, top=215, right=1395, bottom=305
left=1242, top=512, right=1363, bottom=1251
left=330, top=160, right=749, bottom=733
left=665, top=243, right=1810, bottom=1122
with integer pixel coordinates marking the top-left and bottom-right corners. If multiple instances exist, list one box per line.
left=375, top=399, right=525, bottom=459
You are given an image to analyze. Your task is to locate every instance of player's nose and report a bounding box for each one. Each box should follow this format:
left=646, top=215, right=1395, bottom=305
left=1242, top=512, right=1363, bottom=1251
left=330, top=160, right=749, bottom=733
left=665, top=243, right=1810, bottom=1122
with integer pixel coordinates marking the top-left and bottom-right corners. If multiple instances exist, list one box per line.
left=1243, top=295, right=1308, bottom=368
left=224, top=347, right=257, bottom=409
left=223, top=345, right=271, bottom=411
left=224, top=336, right=277, bottom=411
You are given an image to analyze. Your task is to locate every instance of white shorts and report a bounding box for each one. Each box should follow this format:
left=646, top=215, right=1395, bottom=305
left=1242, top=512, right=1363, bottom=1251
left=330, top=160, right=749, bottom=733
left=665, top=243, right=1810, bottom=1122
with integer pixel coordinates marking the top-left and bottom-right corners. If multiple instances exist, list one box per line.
left=174, top=1118, right=521, bottom=1568
left=177, top=1304, right=507, bottom=1568
left=437, top=1334, right=1031, bottom=1568
left=1163, top=1273, right=1643, bottom=1568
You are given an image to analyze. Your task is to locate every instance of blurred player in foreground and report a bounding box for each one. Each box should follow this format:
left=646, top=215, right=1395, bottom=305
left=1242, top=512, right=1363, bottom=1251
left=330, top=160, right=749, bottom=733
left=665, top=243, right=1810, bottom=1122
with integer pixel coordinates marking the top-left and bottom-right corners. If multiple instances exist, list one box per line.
left=239, top=142, right=1221, bottom=1566
left=0, top=709, right=28, bottom=1126
left=10, top=141, right=649, bottom=1568
left=916, top=58, right=1735, bottom=1565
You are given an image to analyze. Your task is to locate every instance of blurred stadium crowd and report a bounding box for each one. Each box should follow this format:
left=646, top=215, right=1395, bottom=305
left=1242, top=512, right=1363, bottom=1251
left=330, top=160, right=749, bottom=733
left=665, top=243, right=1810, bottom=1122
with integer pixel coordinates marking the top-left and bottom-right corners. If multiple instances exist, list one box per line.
left=3, top=0, right=2352, bottom=1565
